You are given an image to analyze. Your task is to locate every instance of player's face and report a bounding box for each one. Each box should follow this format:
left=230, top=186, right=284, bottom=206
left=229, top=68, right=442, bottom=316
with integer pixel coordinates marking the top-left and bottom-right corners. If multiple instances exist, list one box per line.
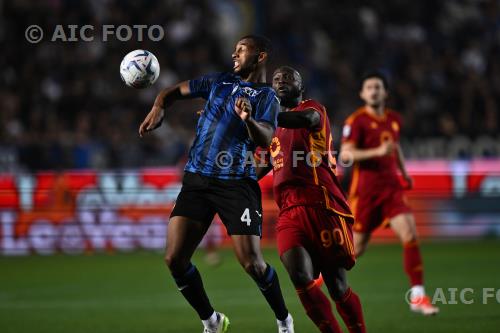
left=272, top=69, right=302, bottom=103
left=360, top=78, right=387, bottom=107
left=232, top=39, right=259, bottom=75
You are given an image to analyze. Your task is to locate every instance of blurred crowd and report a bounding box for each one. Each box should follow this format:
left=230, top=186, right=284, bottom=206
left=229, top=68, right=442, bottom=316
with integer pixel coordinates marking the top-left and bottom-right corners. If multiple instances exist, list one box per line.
left=1, top=0, right=500, bottom=172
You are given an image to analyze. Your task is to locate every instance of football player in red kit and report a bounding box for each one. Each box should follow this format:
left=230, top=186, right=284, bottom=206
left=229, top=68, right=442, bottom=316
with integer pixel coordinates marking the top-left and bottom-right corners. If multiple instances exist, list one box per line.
left=340, top=72, right=438, bottom=315
left=256, top=66, right=366, bottom=333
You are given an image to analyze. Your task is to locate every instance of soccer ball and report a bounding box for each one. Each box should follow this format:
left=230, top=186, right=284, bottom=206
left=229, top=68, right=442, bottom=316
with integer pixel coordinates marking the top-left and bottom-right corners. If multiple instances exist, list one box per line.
left=120, top=50, right=160, bottom=88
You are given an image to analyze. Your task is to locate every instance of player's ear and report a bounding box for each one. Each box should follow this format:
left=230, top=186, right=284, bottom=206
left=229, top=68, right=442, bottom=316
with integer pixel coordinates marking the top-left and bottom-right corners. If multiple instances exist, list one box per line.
left=258, top=51, right=268, bottom=64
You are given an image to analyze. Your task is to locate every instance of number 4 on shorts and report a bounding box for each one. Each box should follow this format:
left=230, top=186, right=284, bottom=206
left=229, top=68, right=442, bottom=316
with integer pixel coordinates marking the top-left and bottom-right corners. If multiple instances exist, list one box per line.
left=241, top=208, right=251, bottom=226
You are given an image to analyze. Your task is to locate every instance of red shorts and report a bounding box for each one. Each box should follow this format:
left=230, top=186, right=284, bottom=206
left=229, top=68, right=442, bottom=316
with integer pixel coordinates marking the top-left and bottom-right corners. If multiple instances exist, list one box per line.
left=350, top=188, right=412, bottom=234
left=276, top=205, right=356, bottom=271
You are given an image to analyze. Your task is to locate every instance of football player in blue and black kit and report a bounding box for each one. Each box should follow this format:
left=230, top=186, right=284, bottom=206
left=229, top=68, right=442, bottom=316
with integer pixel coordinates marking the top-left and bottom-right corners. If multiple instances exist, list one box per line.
left=139, top=35, right=294, bottom=333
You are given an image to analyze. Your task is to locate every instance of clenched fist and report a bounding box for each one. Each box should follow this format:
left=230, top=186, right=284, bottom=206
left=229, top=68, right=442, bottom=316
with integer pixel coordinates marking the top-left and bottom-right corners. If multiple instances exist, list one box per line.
left=234, top=97, right=252, bottom=122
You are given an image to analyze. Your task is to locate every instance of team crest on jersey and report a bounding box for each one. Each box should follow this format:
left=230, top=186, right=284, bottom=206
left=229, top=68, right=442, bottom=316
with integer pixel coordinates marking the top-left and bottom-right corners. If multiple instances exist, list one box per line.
left=370, top=122, right=378, bottom=129
left=241, top=86, right=261, bottom=98
left=392, top=121, right=399, bottom=132
left=270, top=137, right=281, bottom=158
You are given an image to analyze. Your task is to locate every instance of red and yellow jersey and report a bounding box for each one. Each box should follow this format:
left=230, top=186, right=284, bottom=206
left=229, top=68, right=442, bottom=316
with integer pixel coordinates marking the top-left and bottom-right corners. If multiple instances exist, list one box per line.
left=342, top=106, right=403, bottom=196
left=258, top=99, right=352, bottom=217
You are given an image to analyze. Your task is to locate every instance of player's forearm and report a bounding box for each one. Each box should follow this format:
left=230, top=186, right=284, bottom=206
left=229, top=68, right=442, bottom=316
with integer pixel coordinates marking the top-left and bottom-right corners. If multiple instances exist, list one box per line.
left=153, top=81, right=191, bottom=108
left=396, top=145, right=409, bottom=176
left=340, top=147, right=381, bottom=163
left=277, top=109, right=320, bottom=129
left=245, top=119, right=274, bottom=148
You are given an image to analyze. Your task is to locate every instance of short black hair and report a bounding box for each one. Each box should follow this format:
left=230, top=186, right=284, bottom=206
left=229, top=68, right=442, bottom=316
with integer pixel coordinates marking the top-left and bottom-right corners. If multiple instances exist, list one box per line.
left=360, top=70, right=389, bottom=90
left=239, top=34, right=273, bottom=55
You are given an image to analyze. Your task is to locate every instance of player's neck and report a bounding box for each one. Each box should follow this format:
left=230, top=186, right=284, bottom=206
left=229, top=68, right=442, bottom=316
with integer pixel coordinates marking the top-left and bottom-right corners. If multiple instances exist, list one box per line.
left=365, top=104, right=385, bottom=116
left=281, top=98, right=300, bottom=110
left=241, top=68, right=266, bottom=83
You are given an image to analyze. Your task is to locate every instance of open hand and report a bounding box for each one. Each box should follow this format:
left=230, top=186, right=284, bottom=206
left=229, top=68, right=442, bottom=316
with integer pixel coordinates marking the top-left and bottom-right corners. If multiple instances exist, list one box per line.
left=139, top=105, right=164, bottom=137
left=377, top=141, right=395, bottom=157
left=402, top=173, right=414, bottom=190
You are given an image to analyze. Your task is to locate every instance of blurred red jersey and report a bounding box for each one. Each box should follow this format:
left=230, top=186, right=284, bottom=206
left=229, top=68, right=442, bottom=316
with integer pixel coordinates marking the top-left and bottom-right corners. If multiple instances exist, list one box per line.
left=342, top=106, right=403, bottom=196
left=341, top=106, right=411, bottom=233
left=260, top=99, right=352, bottom=218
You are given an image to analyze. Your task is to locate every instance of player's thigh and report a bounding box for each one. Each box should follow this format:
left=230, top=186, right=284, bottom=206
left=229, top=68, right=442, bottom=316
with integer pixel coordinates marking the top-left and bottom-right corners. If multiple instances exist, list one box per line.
left=353, top=231, right=371, bottom=257
left=312, top=208, right=356, bottom=270
left=210, top=178, right=263, bottom=237
left=321, top=265, right=349, bottom=300
left=352, top=193, right=384, bottom=234
left=231, top=234, right=266, bottom=276
left=390, top=213, right=417, bottom=243
left=280, top=246, right=315, bottom=287
left=170, top=172, right=216, bottom=223
left=165, top=216, right=211, bottom=271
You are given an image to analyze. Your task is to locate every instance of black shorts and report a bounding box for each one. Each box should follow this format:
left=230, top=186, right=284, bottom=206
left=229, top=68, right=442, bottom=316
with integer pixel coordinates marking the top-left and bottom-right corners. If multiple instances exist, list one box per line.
left=170, top=172, right=263, bottom=236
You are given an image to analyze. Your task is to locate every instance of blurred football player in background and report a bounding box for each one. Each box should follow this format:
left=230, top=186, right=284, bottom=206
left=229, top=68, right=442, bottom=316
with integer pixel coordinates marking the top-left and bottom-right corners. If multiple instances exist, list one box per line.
left=340, top=72, right=439, bottom=316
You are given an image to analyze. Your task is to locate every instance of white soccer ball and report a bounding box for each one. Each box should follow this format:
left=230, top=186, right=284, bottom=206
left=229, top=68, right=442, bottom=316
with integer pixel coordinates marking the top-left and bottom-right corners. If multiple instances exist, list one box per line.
left=120, top=49, right=160, bottom=88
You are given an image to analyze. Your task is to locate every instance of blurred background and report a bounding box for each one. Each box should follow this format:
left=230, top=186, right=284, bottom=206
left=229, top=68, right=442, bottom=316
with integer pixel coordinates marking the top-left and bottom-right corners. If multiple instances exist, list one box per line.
left=2, top=0, right=500, bottom=172
left=1, top=2, right=500, bottom=333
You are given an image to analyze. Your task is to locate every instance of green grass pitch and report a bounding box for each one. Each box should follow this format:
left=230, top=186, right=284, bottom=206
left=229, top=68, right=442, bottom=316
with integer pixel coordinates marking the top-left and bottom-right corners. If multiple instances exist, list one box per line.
left=1, top=241, right=499, bottom=332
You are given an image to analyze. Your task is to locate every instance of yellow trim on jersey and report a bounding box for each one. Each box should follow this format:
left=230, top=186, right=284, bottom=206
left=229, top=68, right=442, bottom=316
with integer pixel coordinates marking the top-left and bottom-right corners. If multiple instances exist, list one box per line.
left=321, top=186, right=354, bottom=218
left=344, top=108, right=366, bottom=125
left=339, top=216, right=354, bottom=255
left=349, top=163, right=360, bottom=197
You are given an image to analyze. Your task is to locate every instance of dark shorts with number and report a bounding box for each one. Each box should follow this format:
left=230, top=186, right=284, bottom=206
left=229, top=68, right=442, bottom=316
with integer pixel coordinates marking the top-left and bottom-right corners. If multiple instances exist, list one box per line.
left=170, top=172, right=263, bottom=236
left=276, top=205, right=356, bottom=270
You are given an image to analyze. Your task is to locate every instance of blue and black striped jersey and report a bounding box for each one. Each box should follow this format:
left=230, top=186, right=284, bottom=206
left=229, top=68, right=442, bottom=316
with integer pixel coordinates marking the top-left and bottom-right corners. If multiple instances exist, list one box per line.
left=185, top=72, right=279, bottom=180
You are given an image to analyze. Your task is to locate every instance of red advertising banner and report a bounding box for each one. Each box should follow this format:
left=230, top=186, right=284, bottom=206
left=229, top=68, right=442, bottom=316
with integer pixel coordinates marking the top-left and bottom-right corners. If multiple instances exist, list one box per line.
left=1, top=160, right=499, bottom=255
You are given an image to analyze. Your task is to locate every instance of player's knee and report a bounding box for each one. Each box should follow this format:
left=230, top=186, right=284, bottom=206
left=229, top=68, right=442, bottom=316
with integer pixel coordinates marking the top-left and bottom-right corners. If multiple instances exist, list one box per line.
left=164, top=253, right=189, bottom=274
left=400, top=230, right=417, bottom=244
left=398, top=223, right=417, bottom=243
left=328, top=280, right=349, bottom=301
left=241, top=259, right=267, bottom=279
left=355, top=241, right=367, bottom=258
left=289, top=270, right=313, bottom=288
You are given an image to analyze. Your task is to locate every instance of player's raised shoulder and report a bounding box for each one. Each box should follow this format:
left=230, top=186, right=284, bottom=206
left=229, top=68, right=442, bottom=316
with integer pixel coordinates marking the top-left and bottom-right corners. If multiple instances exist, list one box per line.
left=386, top=108, right=402, bottom=124
left=300, top=99, right=326, bottom=113
left=344, top=107, right=366, bottom=125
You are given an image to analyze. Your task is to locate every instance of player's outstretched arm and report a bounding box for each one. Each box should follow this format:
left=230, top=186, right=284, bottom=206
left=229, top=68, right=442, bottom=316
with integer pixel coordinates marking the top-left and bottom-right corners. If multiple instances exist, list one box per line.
left=340, top=141, right=394, bottom=164
left=234, top=97, right=274, bottom=148
left=139, top=81, right=191, bottom=137
left=277, top=109, right=320, bottom=129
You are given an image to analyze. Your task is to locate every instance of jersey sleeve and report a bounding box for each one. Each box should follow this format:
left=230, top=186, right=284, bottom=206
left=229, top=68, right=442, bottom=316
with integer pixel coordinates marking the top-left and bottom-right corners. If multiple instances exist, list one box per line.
left=342, top=115, right=363, bottom=145
left=254, top=90, right=280, bottom=129
left=304, top=101, right=327, bottom=132
left=391, top=111, right=402, bottom=141
left=188, top=72, right=223, bottom=99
